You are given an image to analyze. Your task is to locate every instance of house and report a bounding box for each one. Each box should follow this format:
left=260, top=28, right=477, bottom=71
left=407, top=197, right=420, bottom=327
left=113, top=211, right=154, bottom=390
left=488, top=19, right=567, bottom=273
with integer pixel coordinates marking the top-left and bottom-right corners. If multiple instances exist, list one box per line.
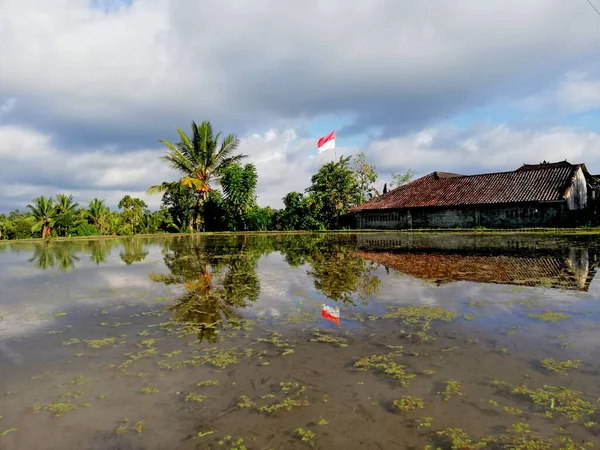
left=351, top=161, right=597, bottom=229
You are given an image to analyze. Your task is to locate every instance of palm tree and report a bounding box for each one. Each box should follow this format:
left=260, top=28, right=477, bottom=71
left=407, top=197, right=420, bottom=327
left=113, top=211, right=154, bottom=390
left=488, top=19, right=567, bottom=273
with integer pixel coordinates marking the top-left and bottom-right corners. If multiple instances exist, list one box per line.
left=88, top=198, right=108, bottom=234
left=147, top=121, right=246, bottom=230
left=27, top=196, right=56, bottom=238
left=55, top=194, right=79, bottom=215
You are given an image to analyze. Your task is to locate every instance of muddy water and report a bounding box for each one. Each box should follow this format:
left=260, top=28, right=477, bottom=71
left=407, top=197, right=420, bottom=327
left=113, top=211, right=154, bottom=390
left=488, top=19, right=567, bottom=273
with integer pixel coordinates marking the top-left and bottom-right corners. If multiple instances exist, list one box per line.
left=1, top=233, right=600, bottom=449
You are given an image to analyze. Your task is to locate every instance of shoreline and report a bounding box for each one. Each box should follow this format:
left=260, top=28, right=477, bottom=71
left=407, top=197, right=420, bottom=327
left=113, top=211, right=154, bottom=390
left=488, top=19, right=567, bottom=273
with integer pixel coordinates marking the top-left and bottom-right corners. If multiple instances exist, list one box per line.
left=3, top=227, right=600, bottom=244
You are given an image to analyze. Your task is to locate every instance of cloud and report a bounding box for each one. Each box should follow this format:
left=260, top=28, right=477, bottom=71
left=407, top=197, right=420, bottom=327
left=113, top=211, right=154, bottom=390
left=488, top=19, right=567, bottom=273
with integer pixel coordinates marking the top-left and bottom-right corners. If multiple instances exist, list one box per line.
left=1, top=1, right=600, bottom=147
left=366, top=124, right=600, bottom=183
left=1, top=1, right=600, bottom=211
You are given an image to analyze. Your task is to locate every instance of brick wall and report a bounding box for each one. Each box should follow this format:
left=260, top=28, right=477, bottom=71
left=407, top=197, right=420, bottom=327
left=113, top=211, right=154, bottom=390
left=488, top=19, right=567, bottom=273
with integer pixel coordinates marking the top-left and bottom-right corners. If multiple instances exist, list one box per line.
left=356, top=202, right=570, bottom=229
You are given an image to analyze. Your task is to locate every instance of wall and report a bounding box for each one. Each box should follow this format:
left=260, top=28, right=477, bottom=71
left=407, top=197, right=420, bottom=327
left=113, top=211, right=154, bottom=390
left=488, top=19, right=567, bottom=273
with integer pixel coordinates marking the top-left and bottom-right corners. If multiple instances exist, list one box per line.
left=356, top=202, right=567, bottom=229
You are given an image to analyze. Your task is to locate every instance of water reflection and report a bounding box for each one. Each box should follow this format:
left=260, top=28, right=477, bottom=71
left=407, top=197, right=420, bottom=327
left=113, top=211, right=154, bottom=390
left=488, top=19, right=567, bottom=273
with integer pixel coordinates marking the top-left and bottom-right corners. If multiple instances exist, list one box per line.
left=149, top=236, right=262, bottom=343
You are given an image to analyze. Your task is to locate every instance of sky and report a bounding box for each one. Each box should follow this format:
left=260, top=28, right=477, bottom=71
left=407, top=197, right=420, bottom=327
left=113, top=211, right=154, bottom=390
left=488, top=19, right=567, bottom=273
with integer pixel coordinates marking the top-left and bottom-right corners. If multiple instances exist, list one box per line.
left=1, top=0, right=600, bottom=212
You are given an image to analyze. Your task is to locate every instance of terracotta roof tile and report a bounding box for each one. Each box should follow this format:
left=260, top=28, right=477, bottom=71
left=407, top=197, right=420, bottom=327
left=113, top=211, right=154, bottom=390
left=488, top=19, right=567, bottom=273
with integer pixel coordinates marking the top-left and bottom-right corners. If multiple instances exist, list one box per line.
left=353, top=162, right=587, bottom=211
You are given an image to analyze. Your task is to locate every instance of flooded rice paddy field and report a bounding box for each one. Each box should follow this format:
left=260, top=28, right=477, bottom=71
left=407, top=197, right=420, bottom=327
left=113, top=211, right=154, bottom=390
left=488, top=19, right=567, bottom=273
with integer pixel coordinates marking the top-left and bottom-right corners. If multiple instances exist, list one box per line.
left=1, top=233, right=600, bottom=449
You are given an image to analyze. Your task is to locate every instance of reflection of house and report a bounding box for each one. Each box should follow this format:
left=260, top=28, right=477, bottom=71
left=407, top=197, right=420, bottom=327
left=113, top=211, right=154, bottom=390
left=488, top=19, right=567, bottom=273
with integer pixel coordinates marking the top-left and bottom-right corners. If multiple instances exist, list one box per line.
left=352, top=162, right=596, bottom=229
left=354, top=250, right=597, bottom=291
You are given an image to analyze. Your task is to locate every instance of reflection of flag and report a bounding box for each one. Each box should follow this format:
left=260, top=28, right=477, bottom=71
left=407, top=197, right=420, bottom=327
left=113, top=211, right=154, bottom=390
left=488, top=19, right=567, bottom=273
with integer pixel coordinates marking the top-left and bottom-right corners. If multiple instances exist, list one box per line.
left=317, top=131, right=336, bottom=153
left=321, top=304, right=340, bottom=326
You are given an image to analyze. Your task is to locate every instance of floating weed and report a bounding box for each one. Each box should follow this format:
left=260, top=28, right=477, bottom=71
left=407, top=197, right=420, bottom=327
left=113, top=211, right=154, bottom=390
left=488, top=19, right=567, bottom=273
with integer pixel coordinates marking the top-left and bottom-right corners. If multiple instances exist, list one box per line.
left=518, top=299, right=543, bottom=308
left=85, top=338, right=117, bottom=349
left=439, top=380, right=463, bottom=401
left=435, top=428, right=492, bottom=449
left=217, top=435, right=247, bottom=449
left=134, top=421, right=145, bottom=433
left=162, top=350, right=182, bottom=359
left=511, top=384, right=595, bottom=422
left=62, top=338, right=81, bottom=346
left=370, top=305, right=458, bottom=330
left=61, top=391, right=88, bottom=399
left=502, top=406, right=523, bottom=416
left=0, top=428, right=16, bottom=439
left=194, top=431, right=215, bottom=439
left=354, top=353, right=416, bottom=387
left=256, top=382, right=310, bottom=415
left=59, top=376, right=91, bottom=387
left=310, top=329, right=348, bottom=347
left=139, top=386, right=160, bottom=395
left=528, top=312, right=571, bottom=323
left=317, top=418, right=329, bottom=425
left=281, top=382, right=306, bottom=395
left=469, top=301, right=489, bottom=307
left=238, top=395, right=253, bottom=408
left=558, top=341, right=574, bottom=350
left=228, top=318, right=255, bottom=331
left=282, top=348, right=294, bottom=356
left=584, top=421, right=597, bottom=428
left=280, top=307, right=318, bottom=325
left=196, top=380, right=220, bottom=387
left=414, top=416, right=432, bottom=430
left=540, top=358, right=581, bottom=375
left=463, top=313, right=475, bottom=321
left=43, top=401, right=79, bottom=417
left=393, top=396, right=424, bottom=412
left=74, top=353, right=84, bottom=357
left=185, top=393, right=206, bottom=403
left=296, top=428, right=316, bottom=446
left=200, top=347, right=240, bottom=368
left=54, top=312, right=67, bottom=317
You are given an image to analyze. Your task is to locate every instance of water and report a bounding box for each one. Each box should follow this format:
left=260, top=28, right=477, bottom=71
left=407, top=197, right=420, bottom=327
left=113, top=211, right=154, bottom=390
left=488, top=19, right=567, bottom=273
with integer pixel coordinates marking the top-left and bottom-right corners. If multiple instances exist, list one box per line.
left=1, top=233, right=600, bottom=449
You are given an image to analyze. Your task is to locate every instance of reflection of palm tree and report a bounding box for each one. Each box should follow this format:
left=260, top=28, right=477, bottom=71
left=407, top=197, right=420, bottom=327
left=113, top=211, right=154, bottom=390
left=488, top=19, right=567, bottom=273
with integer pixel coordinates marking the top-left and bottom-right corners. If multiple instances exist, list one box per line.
left=87, top=240, right=111, bottom=265
left=28, top=242, right=80, bottom=271
left=120, top=239, right=149, bottom=265
left=150, top=236, right=261, bottom=343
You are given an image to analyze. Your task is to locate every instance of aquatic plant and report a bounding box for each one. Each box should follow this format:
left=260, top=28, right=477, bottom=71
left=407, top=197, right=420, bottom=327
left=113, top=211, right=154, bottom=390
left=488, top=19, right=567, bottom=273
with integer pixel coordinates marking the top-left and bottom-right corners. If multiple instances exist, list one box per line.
left=439, top=380, right=463, bottom=401
left=393, top=396, right=424, bottom=412
left=139, top=386, right=160, bottom=394
left=196, top=380, right=220, bottom=387
left=540, top=358, right=581, bottom=375
left=310, top=329, right=348, bottom=347
left=194, top=431, right=215, bottom=439
left=59, top=376, right=91, bottom=387
left=435, top=428, right=492, bottom=449
left=238, top=395, right=253, bottom=408
left=317, top=418, right=329, bottom=425
left=0, top=428, right=16, bottom=439
left=84, top=338, right=117, bottom=348
left=463, top=314, right=475, bottom=321
left=296, top=428, right=316, bottom=446
left=528, top=312, right=571, bottom=323
left=512, top=384, right=595, bottom=421
left=185, top=392, right=206, bottom=403
left=217, top=435, right=247, bottom=449
left=369, top=305, right=458, bottom=331
left=354, top=353, right=416, bottom=387
left=43, top=401, right=79, bottom=417
left=414, top=417, right=432, bottom=430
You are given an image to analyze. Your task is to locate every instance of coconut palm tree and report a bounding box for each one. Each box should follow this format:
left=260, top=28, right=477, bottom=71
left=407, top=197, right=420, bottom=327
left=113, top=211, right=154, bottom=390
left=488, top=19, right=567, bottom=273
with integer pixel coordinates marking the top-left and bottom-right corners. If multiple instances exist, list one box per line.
left=87, top=198, right=108, bottom=234
left=54, top=193, right=81, bottom=236
left=27, top=196, right=56, bottom=238
left=147, top=121, right=246, bottom=230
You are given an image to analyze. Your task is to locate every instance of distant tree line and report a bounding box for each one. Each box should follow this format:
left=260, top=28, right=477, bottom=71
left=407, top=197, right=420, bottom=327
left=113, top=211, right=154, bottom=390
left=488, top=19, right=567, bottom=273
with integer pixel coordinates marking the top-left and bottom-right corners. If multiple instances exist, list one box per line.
left=0, top=120, right=415, bottom=240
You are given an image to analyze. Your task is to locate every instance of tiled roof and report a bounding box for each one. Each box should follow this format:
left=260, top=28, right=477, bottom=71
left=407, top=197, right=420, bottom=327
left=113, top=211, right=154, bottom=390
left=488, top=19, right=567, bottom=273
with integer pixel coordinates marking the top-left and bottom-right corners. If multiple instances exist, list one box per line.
left=352, top=162, right=588, bottom=211
left=354, top=251, right=595, bottom=291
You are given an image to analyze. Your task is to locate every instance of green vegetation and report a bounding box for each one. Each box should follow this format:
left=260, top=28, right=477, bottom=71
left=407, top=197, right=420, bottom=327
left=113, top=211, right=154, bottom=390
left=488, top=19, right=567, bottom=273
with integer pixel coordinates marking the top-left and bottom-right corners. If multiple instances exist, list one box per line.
left=540, top=358, right=581, bottom=375
left=439, top=380, right=463, bottom=401
left=393, top=396, right=424, bottom=412
left=354, top=353, right=416, bottom=387
left=528, top=312, right=572, bottom=323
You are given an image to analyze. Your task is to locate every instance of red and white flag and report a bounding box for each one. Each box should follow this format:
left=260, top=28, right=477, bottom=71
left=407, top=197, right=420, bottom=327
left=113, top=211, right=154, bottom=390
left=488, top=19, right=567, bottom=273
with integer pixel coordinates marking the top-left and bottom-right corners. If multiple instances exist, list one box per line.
left=317, top=131, right=336, bottom=153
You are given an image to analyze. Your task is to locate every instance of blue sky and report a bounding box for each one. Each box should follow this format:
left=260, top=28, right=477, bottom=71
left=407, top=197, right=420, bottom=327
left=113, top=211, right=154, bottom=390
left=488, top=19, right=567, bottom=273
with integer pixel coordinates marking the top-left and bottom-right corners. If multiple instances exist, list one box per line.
left=1, top=0, right=600, bottom=211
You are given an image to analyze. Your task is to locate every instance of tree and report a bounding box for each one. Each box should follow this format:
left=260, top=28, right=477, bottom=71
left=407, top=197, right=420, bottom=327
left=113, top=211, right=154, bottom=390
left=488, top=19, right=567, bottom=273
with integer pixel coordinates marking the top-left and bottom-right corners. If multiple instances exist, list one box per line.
left=275, top=192, right=323, bottom=231
left=161, top=182, right=198, bottom=232
left=27, top=196, right=56, bottom=238
left=220, top=163, right=258, bottom=231
left=148, top=121, right=246, bottom=231
left=352, top=152, right=379, bottom=204
left=306, top=156, right=360, bottom=229
left=391, top=169, right=416, bottom=188
left=87, top=198, right=109, bottom=234
left=54, top=193, right=81, bottom=237
left=118, top=195, right=148, bottom=234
